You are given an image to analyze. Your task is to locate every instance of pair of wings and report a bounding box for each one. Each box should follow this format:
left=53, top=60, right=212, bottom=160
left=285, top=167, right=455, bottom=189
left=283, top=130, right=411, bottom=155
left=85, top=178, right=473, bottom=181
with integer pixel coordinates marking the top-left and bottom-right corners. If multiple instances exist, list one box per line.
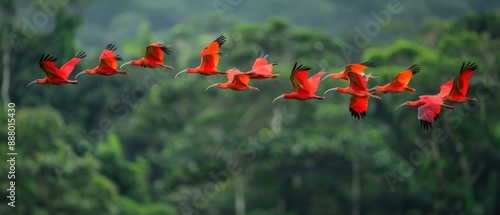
left=415, top=80, right=454, bottom=129
left=346, top=71, right=371, bottom=119
left=289, top=63, right=325, bottom=95
left=96, top=44, right=123, bottom=72
left=247, top=50, right=278, bottom=77
left=225, top=68, right=250, bottom=87
left=384, top=64, right=420, bottom=89
left=447, top=62, right=477, bottom=99
left=39, top=51, right=86, bottom=80
left=144, top=40, right=172, bottom=63
left=198, top=35, right=226, bottom=71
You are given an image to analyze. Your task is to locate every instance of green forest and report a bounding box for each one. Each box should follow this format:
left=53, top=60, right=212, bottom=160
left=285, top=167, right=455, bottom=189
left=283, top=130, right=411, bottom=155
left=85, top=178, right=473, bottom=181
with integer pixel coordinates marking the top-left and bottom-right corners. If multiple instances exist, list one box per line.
left=1, top=0, right=500, bottom=214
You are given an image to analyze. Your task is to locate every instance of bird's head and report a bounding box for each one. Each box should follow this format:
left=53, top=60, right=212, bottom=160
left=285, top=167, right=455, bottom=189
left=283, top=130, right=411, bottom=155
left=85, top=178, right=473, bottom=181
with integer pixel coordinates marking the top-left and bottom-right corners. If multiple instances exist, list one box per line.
left=272, top=93, right=294, bottom=103
left=395, top=101, right=409, bottom=110
left=26, top=78, right=47, bottom=88
left=119, top=59, right=142, bottom=69
left=205, top=83, right=222, bottom=91
left=75, top=69, right=93, bottom=79
left=324, top=87, right=339, bottom=95
left=175, top=68, right=195, bottom=78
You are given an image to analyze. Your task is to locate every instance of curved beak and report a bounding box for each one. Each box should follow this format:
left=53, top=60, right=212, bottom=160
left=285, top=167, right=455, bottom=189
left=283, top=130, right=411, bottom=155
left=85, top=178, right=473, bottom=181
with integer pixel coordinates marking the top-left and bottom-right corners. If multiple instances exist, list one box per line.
left=205, top=83, right=218, bottom=91
left=75, top=71, right=86, bottom=79
left=26, top=80, right=37, bottom=88
left=272, top=95, right=284, bottom=103
left=175, top=69, right=187, bottom=79
left=324, top=87, right=338, bottom=95
left=395, top=102, right=407, bottom=110
left=119, top=61, right=132, bottom=69
left=369, top=87, right=376, bottom=92
left=321, top=74, right=331, bottom=82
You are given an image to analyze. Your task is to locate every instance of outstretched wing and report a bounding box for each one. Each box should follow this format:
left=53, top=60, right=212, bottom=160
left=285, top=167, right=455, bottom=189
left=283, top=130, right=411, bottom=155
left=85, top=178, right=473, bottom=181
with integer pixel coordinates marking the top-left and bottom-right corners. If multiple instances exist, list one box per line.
left=232, top=74, right=251, bottom=89
left=145, top=40, right=172, bottom=62
left=388, top=64, right=420, bottom=89
left=436, top=81, right=453, bottom=98
left=252, top=50, right=269, bottom=69
left=347, top=71, right=368, bottom=93
left=448, top=61, right=477, bottom=98
left=59, top=51, right=86, bottom=79
left=417, top=102, right=442, bottom=130
left=290, top=62, right=311, bottom=94
left=307, top=69, right=326, bottom=94
left=98, top=44, right=122, bottom=71
left=39, top=54, right=62, bottom=79
left=349, top=96, right=368, bottom=120
left=200, top=35, right=226, bottom=71
left=224, top=68, right=243, bottom=84
left=346, top=62, right=376, bottom=74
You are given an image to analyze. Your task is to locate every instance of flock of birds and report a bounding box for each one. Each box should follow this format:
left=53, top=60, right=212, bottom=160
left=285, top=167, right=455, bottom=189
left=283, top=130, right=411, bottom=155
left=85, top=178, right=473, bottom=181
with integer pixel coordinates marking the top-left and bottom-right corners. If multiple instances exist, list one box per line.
left=27, top=35, right=479, bottom=130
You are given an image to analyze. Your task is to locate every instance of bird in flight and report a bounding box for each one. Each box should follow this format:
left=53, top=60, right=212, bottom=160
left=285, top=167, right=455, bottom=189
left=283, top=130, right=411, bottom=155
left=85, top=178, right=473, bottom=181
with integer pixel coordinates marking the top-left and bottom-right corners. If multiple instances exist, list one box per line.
left=321, top=62, right=377, bottom=82
left=272, top=62, right=326, bottom=102
left=175, top=35, right=227, bottom=78
left=27, top=51, right=87, bottom=87
left=76, top=44, right=127, bottom=78
left=119, top=40, right=174, bottom=70
left=442, top=61, right=478, bottom=103
left=205, top=68, right=259, bottom=91
left=245, top=50, right=279, bottom=80
left=369, top=64, right=420, bottom=93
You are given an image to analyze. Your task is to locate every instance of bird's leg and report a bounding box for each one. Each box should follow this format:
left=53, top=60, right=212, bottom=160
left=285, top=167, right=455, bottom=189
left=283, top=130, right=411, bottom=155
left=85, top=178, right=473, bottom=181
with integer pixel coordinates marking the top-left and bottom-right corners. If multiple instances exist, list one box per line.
left=66, top=80, right=79, bottom=84
left=162, top=65, right=174, bottom=70
left=442, top=104, right=454, bottom=109
left=117, top=70, right=129, bottom=75
left=405, top=86, right=416, bottom=92
left=313, top=95, right=326, bottom=100
left=466, top=97, right=478, bottom=102
left=248, top=86, right=260, bottom=91
left=363, top=73, right=377, bottom=81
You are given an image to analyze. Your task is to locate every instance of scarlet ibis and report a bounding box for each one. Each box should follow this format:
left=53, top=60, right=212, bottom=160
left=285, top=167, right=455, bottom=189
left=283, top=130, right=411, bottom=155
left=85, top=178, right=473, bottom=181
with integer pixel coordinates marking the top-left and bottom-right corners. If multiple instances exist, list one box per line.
left=245, top=50, right=279, bottom=79
left=442, top=61, right=478, bottom=103
left=175, top=35, right=227, bottom=78
left=272, top=63, right=326, bottom=102
left=369, top=64, right=420, bottom=93
left=27, top=51, right=87, bottom=87
left=396, top=81, right=454, bottom=130
left=321, top=62, right=377, bottom=82
left=324, top=70, right=381, bottom=119
left=205, top=68, right=259, bottom=91
left=119, top=40, right=174, bottom=70
left=75, top=44, right=127, bottom=78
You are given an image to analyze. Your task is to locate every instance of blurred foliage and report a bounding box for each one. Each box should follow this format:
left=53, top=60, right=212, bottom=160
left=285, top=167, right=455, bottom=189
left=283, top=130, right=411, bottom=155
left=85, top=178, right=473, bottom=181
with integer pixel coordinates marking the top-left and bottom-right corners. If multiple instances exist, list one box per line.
left=0, top=0, right=500, bottom=215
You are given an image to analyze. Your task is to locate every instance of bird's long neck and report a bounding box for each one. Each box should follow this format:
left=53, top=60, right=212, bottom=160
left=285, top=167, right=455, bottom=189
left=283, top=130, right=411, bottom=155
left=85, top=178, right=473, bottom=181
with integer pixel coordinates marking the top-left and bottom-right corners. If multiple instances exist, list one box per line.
left=284, top=93, right=296, bottom=99
left=336, top=87, right=349, bottom=94
left=132, top=59, right=145, bottom=66
left=86, top=68, right=98, bottom=74
left=218, top=83, right=230, bottom=89
left=37, top=78, right=48, bottom=84
left=329, top=71, right=345, bottom=79
left=407, top=100, right=423, bottom=107
left=375, top=85, right=388, bottom=92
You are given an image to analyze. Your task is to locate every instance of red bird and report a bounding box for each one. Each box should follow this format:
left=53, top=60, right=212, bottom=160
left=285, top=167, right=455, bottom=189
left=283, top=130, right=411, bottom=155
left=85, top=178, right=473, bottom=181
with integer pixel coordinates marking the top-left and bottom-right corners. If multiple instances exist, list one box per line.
left=324, top=71, right=381, bottom=119
left=321, top=62, right=377, bottom=82
left=119, top=40, right=173, bottom=70
left=245, top=50, right=279, bottom=79
left=442, top=61, right=478, bottom=103
left=369, top=64, right=420, bottom=93
left=272, top=63, right=326, bottom=102
left=27, top=51, right=86, bottom=87
left=75, top=44, right=127, bottom=78
left=396, top=81, right=454, bottom=130
left=205, top=68, right=259, bottom=91
left=175, top=35, right=227, bottom=78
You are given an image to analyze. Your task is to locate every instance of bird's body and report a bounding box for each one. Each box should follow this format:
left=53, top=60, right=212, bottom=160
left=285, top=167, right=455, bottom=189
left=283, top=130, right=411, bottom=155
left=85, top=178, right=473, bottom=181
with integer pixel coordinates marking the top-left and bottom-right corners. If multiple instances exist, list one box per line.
left=324, top=71, right=381, bottom=119
left=272, top=63, right=326, bottom=102
left=206, top=68, right=258, bottom=91
left=175, top=35, right=227, bottom=78
left=396, top=81, right=454, bottom=130
left=119, top=41, right=174, bottom=70
left=76, top=44, right=127, bottom=78
left=245, top=50, right=279, bottom=80
left=27, top=51, right=87, bottom=87
left=322, top=62, right=377, bottom=82
left=442, top=62, right=478, bottom=103
left=370, top=64, right=420, bottom=93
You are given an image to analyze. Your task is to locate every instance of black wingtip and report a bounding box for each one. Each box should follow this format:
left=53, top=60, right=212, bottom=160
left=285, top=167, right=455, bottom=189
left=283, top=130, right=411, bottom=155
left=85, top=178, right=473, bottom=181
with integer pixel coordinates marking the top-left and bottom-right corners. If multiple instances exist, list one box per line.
left=292, top=62, right=311, bottom=72
left=115, top=55, right=123, bottom=61
left=161, top=45, right=173, bottom=55
left=105, top=43, right=118, bottom=51
left=257, top=50, right=266, bottom=59
left=40, top=53, right=57, bottom=63
left=408, top=64, right=420, bottom=74
left=361, top=62, right=376, bottom=67
left=272, top=61, right=278, bottom=66
left=214, top=35, right=227, bottom=47
left=420, top=120, right=432, bottom=130
left=75, top=51, right=87, bottom=59
left=349, top=108, right=366, bottom=120
left=461, top=61, right=478, bottom=72
left=434, top=114, right=439, bottom=122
